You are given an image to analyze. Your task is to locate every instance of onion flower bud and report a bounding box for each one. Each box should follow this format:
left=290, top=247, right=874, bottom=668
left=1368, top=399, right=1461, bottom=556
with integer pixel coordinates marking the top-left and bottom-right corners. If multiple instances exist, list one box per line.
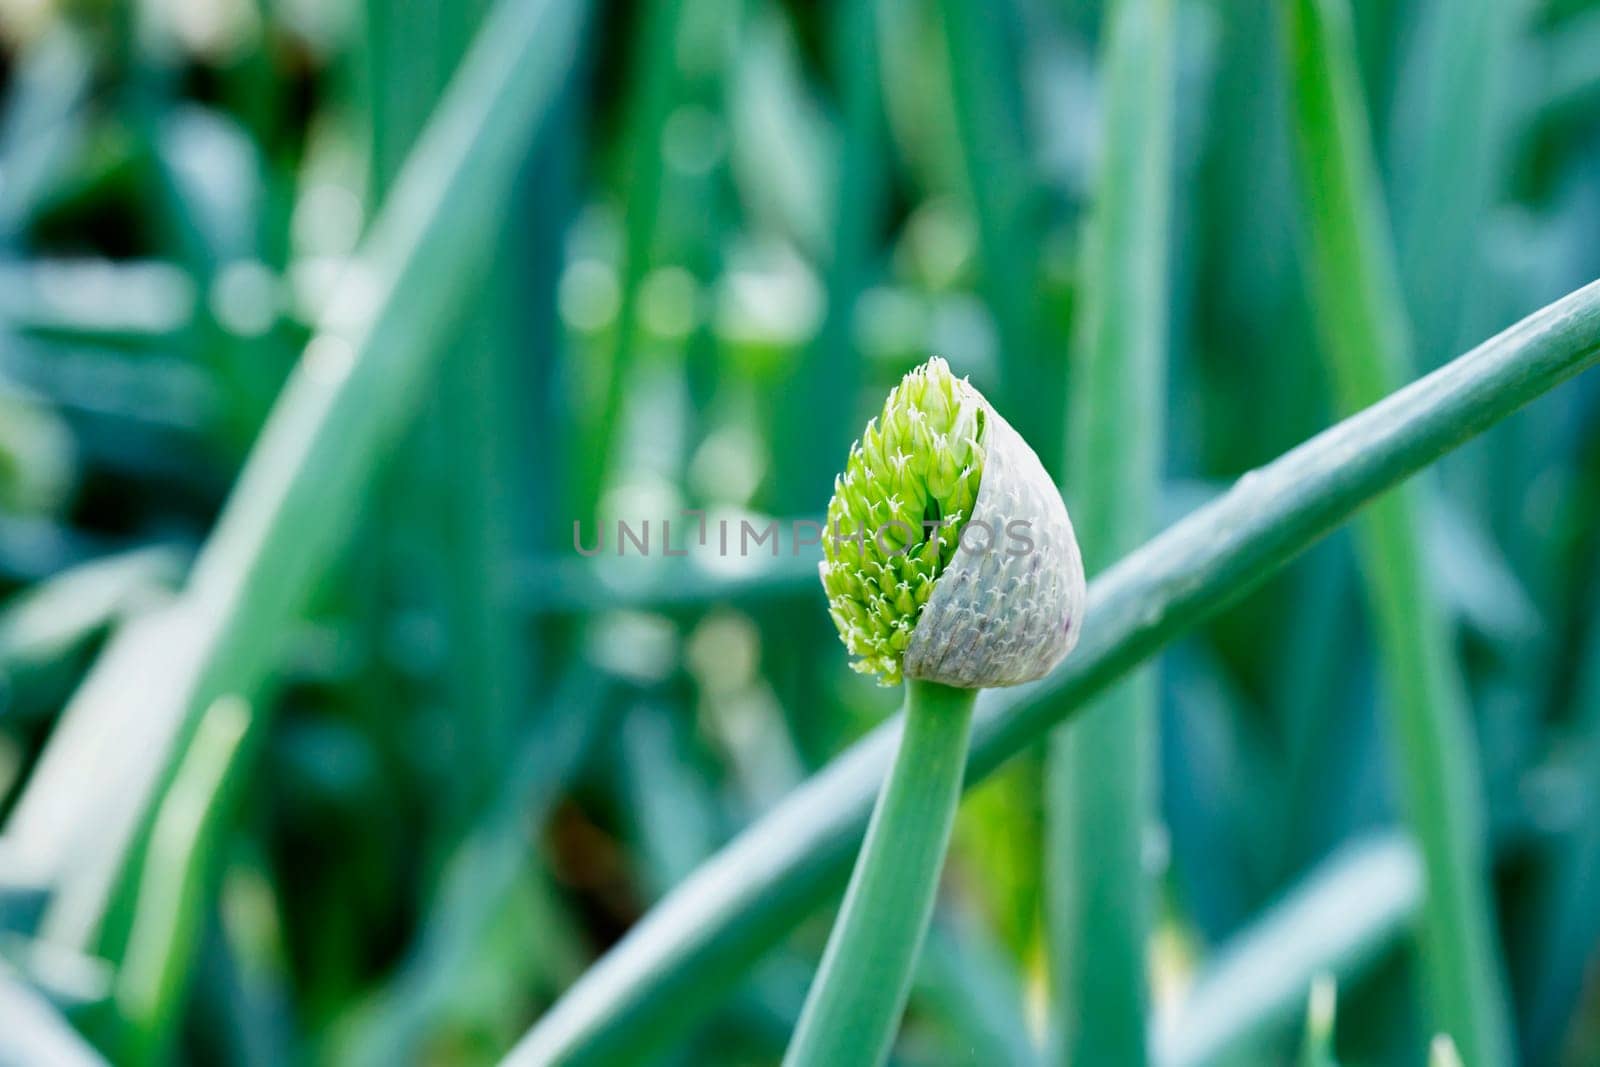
left=820, top=357, right=1086, bottom=688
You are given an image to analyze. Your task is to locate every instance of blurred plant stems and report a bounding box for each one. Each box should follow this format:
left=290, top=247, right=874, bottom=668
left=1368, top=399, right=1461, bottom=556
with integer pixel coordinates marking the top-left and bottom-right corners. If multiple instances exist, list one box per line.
left=1515, top=591, right=1600, bottom=1061
left=0, top=966, right=110, bottom=1067
left=115, top=695, right=251, bottom=1064
left=769, top=0, right=886, bottom=509
left=1299, top=975, right=1339, bottom=1067
left=1045, top=0, right=1173, bottom=1064
left=1280, top=0, right=1513, bottom=1063
left=935, top=0, right=1060, bottom=455
left=334, top=665, right=619, bottom=1065
left=371, top=0, right=528, bottom=834
left=1157, top=833, right=1419, bottom=1067
left=6, top=2, right=1600, bottom=1062
left=1388, top=0, right=1524, bottom=368
left=497, top=277, right=1600, bottom=1066
left=575, top=0, right=685, bottom=523
left=2, top=0, right=588, bottom=968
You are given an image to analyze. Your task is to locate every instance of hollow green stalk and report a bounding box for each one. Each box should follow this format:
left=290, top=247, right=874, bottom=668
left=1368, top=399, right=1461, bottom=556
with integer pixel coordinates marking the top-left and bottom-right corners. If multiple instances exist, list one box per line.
left=1280, top=1, right=1512, bottom=1063
left=116, top=696, right=251, bottom=1064
left=936, top=0, right=1056, bottom=453
left=576, top=0, right=683, bottom=521
left=1299, top=975, right=1338, bottom=1067
left=784, top=680, right=977, bottom=1067
left=1046, top=0, right=1173, bottom=1061
left=795, top=357, right=1082, bottom=1059
left=1389, top=0, right=1521, bottom=368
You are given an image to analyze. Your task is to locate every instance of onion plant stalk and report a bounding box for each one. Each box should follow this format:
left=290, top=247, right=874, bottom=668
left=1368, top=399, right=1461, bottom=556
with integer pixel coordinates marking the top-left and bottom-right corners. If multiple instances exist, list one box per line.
left=785, top=358, right=1087, bottom=1066
left=1282, top=1, right=1512, bottom=1061
left=1046, top=0, right=1173, bottom=1060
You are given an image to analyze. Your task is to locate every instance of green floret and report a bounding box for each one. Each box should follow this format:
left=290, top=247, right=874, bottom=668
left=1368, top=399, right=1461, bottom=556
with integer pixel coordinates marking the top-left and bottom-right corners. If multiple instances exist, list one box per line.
left=821, top=357, right=986, bottom=685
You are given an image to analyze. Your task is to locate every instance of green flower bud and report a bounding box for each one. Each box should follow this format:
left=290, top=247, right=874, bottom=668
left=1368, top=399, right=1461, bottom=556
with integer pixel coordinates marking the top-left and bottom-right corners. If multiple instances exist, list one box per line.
left=820, top=357, right=1086, bottom=688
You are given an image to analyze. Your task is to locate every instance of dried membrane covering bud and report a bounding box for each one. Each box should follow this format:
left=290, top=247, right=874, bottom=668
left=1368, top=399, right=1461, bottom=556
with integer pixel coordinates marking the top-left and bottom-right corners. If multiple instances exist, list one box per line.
left=820, top=357, right=1086, bottom=688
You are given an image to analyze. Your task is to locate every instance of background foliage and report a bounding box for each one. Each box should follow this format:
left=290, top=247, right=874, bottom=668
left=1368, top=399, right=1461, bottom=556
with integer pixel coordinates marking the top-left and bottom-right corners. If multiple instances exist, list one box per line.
left=1, top=0, right=1600, bottom=1064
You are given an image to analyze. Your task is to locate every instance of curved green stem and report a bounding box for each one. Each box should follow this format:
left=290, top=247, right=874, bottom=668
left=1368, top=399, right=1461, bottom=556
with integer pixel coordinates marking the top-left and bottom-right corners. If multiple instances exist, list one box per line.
left=784, top=679, right=977, bottom=1067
